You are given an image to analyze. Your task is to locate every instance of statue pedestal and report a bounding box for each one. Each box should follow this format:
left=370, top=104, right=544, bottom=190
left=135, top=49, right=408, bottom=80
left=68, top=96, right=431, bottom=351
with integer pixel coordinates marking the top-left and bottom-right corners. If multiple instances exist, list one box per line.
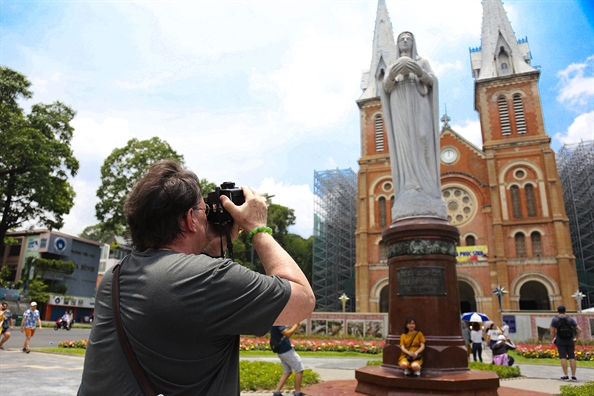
left=355, top=217, right=499, bottom=395
left=356, top=366, right=499, bottom=396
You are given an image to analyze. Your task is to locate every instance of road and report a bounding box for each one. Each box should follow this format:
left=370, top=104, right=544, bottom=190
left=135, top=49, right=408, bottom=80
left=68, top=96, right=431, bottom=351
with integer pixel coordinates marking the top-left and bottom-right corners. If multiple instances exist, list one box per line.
left=2, top=326, right=91, bottom=350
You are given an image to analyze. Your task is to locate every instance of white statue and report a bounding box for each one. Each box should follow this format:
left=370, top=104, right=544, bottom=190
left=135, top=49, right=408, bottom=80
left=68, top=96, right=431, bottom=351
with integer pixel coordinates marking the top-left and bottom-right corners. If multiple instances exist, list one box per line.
left=377, top=31, right=447, bottom=221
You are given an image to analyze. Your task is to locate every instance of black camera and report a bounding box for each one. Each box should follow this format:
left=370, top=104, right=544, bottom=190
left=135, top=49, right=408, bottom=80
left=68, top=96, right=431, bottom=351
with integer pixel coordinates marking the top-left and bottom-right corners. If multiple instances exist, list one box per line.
left=205, top=182, right=245, bottom=225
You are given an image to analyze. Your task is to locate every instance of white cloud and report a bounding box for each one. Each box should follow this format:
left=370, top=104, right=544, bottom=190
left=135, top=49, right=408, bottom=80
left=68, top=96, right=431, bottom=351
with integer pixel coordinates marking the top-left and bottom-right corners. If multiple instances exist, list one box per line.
left=451, top=119, right=483, bottom=148
left=258, top=178, right=314, bottom=237
left=431, top=60, right=464, bottom=77
left=557, top=55, right=594, bottom=108
left=70, top=117, right=134, bottom=160
left=324, top=157, right=338, bottom=169
left=554, top=111, right=594, bottom=145
left=115, top=72, right=174, bottom=90
left=60, top=178, right=100, bottom=237
left=250, top=30, right=368, bottom=130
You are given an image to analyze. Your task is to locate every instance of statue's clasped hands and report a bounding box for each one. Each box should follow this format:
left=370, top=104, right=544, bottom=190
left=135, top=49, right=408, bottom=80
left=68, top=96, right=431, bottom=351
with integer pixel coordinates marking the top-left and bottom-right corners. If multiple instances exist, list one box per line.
left=389, top=57, right=423, bottom=81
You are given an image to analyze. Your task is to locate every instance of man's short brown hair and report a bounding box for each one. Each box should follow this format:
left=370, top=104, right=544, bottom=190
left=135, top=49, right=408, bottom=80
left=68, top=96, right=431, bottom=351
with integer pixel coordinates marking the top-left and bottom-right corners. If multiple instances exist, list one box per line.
left=125, top=160, right=202, bottom=251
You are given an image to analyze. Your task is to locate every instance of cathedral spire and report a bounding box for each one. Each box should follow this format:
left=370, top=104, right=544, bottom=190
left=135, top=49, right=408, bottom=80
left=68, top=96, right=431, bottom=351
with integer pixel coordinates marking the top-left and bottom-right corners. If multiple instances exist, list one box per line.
left=471, top=0, right=535, bottom=80
left=360, top=0, right=397, bottom=100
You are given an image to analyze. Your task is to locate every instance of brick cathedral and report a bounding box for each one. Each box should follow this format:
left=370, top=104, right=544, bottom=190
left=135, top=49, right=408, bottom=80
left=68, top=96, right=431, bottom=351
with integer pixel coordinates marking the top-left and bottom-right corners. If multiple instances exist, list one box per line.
left=355, top=0, right=580, bottom=320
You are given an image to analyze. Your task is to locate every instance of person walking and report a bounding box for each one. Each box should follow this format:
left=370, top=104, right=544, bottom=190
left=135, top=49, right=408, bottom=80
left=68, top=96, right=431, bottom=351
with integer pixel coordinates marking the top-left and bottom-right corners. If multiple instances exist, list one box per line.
left=0, top=301, right=14, bottom=350
left=500, top=322, right=510, bottom=338
left=550, top=305, right=582, bottom=381
left=470, top=322, right=483, bottom=362
left=486, top=323, right=501, bottom=351
left=20, top=301, right=42, bottom=353
left=271, top=323, right=305, bottom=396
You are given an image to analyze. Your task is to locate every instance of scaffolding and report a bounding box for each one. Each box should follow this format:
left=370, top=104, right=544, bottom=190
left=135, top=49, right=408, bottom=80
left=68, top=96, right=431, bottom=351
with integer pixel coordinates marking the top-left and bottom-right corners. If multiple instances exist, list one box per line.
left=557, top=141, right=594, bottom=309
left=312, top=168, right=357, bottom=312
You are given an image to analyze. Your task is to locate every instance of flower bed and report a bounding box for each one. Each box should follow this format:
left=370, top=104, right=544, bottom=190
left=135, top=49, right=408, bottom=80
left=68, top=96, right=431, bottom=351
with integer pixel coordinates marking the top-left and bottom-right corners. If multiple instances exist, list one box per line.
left=516, top=343, right=594, bottom=361
left=58, top=339, right=88, bottom=349
left=240, top=337, right=384, bottom=354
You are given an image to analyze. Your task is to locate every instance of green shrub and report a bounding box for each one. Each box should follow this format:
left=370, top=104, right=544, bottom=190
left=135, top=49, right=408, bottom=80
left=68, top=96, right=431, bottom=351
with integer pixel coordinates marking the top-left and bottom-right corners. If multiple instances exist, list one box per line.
left=560, top=382, right=594, bottom=396
left=367, top=360, right=382, bottom=366
left=469, top=362, right=521, bottom=378
left=239, top=361, right=320, bottom=391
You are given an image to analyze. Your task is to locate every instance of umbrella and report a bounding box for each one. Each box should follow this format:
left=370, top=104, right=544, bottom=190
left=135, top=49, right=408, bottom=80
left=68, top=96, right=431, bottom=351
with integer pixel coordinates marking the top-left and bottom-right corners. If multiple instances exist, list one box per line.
left=461, top=312, right=490, bottom=322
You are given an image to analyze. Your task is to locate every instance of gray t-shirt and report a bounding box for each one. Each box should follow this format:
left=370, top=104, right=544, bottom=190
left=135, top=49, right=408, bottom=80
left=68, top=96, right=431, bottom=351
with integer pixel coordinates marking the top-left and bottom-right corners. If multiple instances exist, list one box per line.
left=78, top=249, right=291, bottom=396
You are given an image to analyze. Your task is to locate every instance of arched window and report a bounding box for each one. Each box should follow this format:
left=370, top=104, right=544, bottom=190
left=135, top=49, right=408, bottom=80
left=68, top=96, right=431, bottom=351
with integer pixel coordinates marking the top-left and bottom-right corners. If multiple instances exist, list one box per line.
left=515, top=233, right=526, bottom=257
left=375, top=115, right=385, bottom=152
left=465, top=235, right=475, bottom=246
left=511, top=186, right=522, bottom=218
left=379, top=241, right=387, bottom=262
left=531, top=232, right=543, bottom=257
left=498, top=96, right=511, bottom=136
left=513, top=94, right=527, bottom=134
left=379, top=197, right=387, bottom=227
left=525, top=184, right=537, bottom=217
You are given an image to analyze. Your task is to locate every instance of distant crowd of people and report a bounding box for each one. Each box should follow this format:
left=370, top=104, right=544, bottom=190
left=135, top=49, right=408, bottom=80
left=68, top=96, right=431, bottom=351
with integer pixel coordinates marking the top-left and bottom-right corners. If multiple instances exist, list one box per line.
left=461, top=306, right=583, bottom=381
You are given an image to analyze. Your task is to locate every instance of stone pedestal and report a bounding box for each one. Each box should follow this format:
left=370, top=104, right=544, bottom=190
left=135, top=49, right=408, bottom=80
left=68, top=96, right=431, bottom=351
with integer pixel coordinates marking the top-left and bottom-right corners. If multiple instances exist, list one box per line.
left=355, top=217, right=499, bottom=395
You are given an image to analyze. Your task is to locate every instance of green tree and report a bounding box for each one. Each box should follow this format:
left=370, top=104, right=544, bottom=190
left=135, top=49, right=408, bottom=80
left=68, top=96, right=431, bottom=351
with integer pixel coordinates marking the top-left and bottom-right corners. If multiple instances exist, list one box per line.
left=22, top=279, right=50, bottom=307
left=95, top=137, right=184, bottom=236
left=79, top=222, right=120, bottom=243
left=284, top=234, right=313, bottom=282
left=267, top=203, right=296, bottom=245
left=0, top=66, right=79, bottom=251
left=231, top=201, right=312, bottom=282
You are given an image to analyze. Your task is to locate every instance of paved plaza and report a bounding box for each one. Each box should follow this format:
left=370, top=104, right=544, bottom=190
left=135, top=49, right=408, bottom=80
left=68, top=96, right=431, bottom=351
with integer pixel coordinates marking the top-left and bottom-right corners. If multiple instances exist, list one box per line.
left=1, top=346, right=592, bottom=396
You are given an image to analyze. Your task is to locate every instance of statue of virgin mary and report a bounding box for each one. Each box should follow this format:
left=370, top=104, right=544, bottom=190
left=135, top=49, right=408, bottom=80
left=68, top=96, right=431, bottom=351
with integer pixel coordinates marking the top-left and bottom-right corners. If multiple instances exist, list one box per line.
left=376, top=31, right=447, bottom=221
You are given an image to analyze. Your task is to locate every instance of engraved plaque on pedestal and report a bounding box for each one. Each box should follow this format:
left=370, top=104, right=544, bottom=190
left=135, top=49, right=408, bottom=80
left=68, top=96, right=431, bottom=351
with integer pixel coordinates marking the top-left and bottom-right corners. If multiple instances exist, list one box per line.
left=397, top=266, right=446, bottom=296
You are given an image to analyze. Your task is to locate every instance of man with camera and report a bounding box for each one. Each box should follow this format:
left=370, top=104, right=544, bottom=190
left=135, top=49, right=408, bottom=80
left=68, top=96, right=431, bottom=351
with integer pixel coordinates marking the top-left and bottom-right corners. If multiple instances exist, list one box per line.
left=78, top=160, right=315, bottom=396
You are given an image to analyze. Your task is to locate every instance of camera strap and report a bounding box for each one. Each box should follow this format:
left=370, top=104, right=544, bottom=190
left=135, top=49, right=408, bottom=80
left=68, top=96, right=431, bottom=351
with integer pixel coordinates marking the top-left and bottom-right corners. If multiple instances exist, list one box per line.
left=112, top=256, right=158, bottom=396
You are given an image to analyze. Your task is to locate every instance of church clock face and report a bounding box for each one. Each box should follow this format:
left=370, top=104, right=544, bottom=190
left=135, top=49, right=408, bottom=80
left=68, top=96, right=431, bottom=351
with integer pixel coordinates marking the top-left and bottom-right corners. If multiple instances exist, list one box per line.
left=441, top=148, right=458, bottom=164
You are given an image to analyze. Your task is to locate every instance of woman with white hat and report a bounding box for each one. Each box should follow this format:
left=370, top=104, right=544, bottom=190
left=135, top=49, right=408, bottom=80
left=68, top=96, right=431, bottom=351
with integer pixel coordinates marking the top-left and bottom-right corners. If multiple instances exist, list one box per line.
left=492, top=334, right=516, bottom=366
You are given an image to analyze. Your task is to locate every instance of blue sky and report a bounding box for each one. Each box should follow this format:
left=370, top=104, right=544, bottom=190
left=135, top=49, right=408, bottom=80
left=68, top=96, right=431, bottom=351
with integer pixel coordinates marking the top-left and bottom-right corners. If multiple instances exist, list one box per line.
left=1, top=0, right=593, bottom=238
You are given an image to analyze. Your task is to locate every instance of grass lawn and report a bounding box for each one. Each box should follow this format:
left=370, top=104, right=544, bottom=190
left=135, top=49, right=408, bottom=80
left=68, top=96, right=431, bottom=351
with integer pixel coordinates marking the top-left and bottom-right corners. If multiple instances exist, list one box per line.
left=511, top=351, right=594, bottom=368
left=33, top=347, right=86, bottom=356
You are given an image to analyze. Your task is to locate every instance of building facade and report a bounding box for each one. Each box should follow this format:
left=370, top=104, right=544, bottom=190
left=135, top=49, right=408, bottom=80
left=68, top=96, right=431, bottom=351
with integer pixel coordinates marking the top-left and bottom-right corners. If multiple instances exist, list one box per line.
left=1, top=229, right=102, bottom=321
left=355, top=0, right=580, bottom=320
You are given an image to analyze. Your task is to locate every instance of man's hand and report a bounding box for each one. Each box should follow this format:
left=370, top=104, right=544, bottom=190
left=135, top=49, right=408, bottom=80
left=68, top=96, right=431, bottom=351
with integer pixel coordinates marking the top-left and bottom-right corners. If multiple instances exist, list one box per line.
left=220, top=186, right=268, bottom=234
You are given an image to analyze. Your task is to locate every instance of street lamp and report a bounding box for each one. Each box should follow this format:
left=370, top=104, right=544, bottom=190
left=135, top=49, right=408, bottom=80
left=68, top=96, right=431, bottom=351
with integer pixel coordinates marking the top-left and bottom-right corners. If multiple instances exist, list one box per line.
left=339, top=293, right=350, bottom=313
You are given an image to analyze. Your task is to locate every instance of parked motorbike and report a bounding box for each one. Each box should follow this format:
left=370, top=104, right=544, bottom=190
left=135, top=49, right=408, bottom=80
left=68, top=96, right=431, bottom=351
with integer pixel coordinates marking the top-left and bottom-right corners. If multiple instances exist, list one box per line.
left=54, top=318, right=72, bottom=331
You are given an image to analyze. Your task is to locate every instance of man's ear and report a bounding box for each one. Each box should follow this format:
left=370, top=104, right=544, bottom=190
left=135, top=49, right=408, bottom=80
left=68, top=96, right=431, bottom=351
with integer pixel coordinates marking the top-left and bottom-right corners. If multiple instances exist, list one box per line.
left=182, top=208, right=196, bottom=232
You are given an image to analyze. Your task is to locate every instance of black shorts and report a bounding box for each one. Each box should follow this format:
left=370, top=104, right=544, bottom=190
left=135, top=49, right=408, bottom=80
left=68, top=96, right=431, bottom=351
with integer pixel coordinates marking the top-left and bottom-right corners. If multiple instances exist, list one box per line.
left=557, top=343, right=575, bottom=360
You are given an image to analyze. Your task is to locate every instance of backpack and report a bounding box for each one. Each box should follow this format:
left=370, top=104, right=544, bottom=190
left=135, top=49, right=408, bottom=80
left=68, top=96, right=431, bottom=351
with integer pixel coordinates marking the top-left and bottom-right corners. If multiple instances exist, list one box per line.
left=270, top=336, right=285, bottom=353
left=557, top=317, right=575, bottom=339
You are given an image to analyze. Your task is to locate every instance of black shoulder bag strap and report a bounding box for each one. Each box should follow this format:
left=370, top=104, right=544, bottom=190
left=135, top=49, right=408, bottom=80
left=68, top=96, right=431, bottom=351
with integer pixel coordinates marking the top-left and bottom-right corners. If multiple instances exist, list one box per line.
left=408, top=331, right=419, bottom=351
left=112, top=256, right=157, bottom=396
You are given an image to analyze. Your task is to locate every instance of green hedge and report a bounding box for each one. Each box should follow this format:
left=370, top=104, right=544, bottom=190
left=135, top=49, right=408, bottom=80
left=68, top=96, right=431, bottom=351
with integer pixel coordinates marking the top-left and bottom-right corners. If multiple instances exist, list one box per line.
left=239, top=361, right=320, bottom=391
left=33, top=258, right=76, bottom=274
left=469, top=362, right=521, bottom=378
left=560, top=382, right=594, bottom=396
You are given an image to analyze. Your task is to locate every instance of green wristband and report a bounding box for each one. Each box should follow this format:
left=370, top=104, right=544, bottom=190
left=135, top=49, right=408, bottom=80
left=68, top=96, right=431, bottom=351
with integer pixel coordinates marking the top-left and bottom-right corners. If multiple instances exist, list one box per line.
left=247, top=226, right=273, bottom=244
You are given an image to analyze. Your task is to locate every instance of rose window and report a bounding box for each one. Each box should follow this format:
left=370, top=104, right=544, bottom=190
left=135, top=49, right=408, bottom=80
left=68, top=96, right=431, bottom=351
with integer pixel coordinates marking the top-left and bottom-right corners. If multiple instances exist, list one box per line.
left=442, top=186, right=477, bottom=226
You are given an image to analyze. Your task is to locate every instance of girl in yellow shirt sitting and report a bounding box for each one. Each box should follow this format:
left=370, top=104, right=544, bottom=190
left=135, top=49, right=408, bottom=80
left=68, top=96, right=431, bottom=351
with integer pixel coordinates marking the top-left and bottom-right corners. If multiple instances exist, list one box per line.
left=399, top=316, right=426, bottom=377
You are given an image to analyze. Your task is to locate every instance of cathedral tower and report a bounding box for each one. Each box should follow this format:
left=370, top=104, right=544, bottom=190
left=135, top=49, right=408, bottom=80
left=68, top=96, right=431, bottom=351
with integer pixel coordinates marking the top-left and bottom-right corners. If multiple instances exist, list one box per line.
left=355, top=0, right=396, bottom=312
left=470, top=0, right=578, bottom=311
